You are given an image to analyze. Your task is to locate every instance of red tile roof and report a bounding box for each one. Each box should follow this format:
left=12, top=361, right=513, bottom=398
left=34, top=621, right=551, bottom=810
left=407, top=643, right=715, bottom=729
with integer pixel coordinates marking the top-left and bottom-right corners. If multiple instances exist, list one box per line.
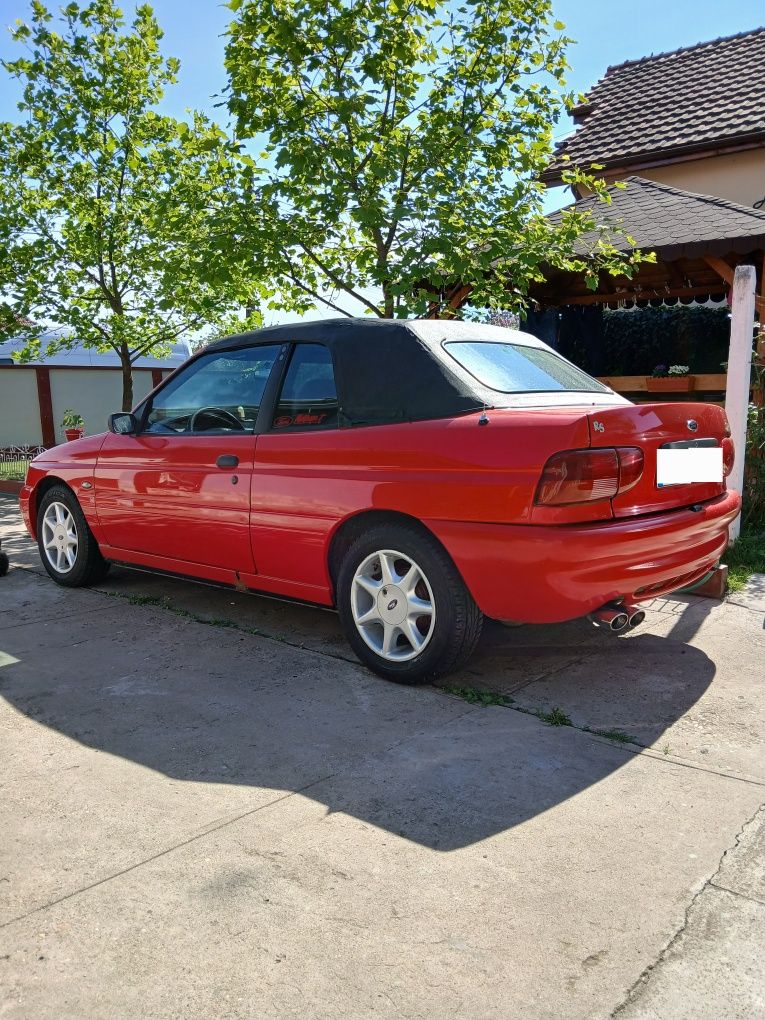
left=542, top=28, right=765, bottom=185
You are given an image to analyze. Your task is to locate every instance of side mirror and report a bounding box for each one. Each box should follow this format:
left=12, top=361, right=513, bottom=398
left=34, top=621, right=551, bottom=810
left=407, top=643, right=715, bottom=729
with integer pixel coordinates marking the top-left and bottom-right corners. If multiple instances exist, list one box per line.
left=108, top=412, right=138, bottom=435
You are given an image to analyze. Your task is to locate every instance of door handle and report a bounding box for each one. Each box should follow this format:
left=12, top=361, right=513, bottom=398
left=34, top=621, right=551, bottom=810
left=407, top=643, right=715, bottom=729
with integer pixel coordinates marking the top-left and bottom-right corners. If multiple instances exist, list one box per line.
left=216, top=454, right=239, bottom=468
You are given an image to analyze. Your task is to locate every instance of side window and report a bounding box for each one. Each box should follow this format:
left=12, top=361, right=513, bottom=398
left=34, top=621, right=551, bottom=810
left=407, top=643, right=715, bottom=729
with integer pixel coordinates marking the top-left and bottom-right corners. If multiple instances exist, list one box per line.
left=272, top=343, right=339, bottom=430
left=143, top=345, right=280, bottom=434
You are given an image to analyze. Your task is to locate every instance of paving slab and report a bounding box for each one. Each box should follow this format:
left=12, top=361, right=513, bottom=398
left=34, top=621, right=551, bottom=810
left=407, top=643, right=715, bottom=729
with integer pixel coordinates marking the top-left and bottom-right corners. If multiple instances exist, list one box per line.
left=714, top=805, right=765, bottom=904
left=508, top=598, right=764, bottom=781
left=1, top=706, right=763, bottom=1020
left=726, top=572, right=765, bottom=613
left=1, top=494, right=764, bottom=1019
left=0, top=573, right=474, bottom=924
left=616, top=805, right=765, bottom=1020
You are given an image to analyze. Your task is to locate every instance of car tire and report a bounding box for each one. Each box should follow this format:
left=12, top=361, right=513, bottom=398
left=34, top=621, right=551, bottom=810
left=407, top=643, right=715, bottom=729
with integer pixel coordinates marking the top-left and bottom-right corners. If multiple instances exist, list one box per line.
left=336, top=522, right=483, bottom=683
left=36, top=485, right=111, bottom=587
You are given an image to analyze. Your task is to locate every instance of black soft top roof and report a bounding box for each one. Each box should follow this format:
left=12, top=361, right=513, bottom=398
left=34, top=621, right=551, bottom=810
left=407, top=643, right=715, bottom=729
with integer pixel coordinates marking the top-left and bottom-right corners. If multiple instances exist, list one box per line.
left=205, top=318, right=491, bottom=426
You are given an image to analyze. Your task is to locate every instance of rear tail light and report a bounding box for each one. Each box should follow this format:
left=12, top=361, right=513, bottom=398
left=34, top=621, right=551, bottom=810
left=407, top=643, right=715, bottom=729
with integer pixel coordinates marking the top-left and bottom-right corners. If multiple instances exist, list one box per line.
left=535, top=447, right=644, bottom=507
left=615, top=447, right=644, bottom=495
left=722, top=436, right=735, bottom=476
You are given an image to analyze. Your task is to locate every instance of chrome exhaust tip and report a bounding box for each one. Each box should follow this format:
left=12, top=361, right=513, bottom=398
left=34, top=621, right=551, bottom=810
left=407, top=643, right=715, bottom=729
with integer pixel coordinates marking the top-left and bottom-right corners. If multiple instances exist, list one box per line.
left=627, top=608, right=646, bottom=629
left=590, top=606, right=630, bottom=632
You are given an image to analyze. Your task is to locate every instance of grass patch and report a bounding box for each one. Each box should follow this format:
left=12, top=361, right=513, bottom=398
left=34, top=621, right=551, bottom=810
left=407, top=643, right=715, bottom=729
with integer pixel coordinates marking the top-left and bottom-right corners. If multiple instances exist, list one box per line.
left=104, top=587, right=297, bottom=645
left=0, top=459, right=29, bottom=481
left=126, top=593, right=166, bottom=607
left=536, top=706, right=571, bottom=727
left=724, top=528, right=765, bottom=592
left=443, top=685, right=513, bottom=707
left=583, top=726, right=637, bottom=744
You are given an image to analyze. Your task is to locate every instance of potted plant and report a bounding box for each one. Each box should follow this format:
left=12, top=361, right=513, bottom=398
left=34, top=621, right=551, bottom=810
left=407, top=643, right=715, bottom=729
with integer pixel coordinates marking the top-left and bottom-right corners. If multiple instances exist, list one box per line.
left=62, top=409, right=85, bottom=441
left=646, top=365, right=695, bottom=392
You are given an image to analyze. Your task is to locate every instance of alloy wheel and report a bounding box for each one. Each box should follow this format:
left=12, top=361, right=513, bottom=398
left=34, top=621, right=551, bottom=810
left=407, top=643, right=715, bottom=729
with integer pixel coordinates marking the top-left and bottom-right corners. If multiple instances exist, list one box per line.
left=41, top=501, right=79, bottom=574
left=350, top=548, right=436, bottom=662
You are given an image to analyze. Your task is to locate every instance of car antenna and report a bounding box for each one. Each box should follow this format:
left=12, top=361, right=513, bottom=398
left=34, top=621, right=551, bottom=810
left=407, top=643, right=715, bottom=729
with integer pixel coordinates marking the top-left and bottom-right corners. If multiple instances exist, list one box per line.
left=478, top=403, right=490, bottom=426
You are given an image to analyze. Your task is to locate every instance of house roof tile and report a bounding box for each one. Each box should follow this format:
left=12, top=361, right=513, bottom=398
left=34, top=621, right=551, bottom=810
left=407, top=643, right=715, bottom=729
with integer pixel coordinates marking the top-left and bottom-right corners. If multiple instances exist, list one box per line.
left=542, top=28, right=765, bottom=184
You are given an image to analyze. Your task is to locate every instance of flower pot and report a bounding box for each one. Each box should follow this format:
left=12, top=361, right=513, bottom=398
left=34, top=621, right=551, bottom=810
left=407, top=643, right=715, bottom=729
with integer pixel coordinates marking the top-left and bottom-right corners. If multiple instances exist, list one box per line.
left=64, top=427, right=85, bottom=441
left=645, top=376, right=695, bottom=392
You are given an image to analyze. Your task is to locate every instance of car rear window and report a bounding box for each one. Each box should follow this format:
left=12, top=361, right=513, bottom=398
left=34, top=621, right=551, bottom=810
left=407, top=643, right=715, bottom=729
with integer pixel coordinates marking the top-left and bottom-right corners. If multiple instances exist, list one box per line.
left=443, top=341, right=610, bottom=394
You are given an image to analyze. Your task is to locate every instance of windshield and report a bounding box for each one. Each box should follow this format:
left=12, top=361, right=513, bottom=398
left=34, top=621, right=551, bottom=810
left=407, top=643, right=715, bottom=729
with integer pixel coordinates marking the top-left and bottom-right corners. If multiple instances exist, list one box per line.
left=443, top=341, right=610, bottom=394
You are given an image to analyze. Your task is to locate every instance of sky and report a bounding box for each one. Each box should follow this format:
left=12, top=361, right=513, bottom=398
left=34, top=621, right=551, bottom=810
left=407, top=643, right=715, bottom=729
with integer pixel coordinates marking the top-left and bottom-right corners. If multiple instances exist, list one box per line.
left=1, top=0, right=764, bottom=321
left=4, top=0, right=762, bottom=131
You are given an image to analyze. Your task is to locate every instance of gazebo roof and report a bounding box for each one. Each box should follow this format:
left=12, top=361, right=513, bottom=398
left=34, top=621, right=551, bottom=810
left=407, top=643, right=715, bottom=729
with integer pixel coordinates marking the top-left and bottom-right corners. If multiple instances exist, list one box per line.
left=549, top=176, right=765, bottom=261
left=541, top=27, right=765, bottom=185
left=529, top=178, right=765, bottom=313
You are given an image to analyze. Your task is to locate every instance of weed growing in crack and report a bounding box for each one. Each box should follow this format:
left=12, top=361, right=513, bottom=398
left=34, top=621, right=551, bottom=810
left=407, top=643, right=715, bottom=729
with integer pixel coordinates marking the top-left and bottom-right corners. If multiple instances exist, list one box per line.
left=444, top=685, right=514, bottom=707
left=582, top=725, right=637, bottom=744
left=537, top=707, right=571, bottom=727
left=126, top=593, right=166, bottom=607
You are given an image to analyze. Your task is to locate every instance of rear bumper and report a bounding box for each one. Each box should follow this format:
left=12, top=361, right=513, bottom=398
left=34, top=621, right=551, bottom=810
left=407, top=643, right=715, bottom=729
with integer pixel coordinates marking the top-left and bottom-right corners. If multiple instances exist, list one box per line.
left=425, top=489, right=741, bottom=624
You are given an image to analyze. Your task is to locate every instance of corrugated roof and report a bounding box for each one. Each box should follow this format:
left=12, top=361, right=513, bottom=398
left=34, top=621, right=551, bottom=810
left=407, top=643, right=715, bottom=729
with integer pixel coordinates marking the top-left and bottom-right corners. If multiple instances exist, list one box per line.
left=0, top=330, right=192, bottom=367
left=549, top=176, right=765, bottom=260
left=542, top=27, right=765, bottom=184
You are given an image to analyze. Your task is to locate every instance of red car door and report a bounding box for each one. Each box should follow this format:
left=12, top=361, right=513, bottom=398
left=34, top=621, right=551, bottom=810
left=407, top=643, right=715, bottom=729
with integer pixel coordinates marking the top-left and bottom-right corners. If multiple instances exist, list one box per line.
left=95, top=344, right=282, bottom=573
left=249, top=341, right=343, bottom=598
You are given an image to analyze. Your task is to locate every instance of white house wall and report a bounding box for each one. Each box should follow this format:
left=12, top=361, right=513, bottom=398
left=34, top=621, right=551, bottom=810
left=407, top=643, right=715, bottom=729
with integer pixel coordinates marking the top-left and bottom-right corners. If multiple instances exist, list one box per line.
left=48, top=369, right=156, bottom=444
left=0, top=367, right=165, bottom=447
left=0, top=369, right=43, bottom=446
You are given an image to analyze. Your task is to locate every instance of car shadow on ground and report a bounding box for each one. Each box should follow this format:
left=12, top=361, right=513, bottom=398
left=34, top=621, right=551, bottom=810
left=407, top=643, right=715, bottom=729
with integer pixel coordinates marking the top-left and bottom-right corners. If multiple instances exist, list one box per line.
left=0, top=557, right=717, bottom=850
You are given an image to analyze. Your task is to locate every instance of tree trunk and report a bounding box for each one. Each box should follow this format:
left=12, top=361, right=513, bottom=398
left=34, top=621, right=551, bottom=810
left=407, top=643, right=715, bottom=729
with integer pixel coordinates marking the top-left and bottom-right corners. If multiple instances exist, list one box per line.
left=120, top=344, right=133, bottom=412
left=383, top=282, right=394, bottom=318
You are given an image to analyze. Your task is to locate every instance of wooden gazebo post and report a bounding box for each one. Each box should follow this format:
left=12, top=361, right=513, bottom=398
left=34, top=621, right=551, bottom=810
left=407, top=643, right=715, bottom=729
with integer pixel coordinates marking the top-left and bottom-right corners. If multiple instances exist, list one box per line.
left=726, top=265, right=756, bottom=542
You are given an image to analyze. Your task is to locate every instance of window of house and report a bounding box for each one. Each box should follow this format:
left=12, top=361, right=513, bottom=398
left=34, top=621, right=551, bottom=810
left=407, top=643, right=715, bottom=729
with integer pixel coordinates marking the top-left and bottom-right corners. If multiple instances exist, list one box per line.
left=272, top=343, right=339, bottom=429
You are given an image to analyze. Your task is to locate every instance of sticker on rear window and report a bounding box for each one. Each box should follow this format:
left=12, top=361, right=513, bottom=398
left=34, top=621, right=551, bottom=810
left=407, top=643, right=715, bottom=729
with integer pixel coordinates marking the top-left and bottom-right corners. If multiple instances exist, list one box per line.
left=656, top=448, right=723, bottom=487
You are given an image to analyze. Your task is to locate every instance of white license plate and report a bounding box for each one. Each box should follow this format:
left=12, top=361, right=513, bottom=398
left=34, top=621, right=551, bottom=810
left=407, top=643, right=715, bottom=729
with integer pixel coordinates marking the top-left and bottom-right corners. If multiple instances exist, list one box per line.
left=656, top=447, right=723, bottom=487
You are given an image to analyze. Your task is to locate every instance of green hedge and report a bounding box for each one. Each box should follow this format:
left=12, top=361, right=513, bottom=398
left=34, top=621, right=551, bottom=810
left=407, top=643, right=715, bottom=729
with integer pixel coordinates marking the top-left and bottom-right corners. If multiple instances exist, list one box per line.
left=562, top=305, right=731, bottom=376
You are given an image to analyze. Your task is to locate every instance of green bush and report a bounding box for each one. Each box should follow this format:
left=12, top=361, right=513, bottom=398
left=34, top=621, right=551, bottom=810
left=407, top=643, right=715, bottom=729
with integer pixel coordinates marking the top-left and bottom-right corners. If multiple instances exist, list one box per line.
left=601, top=305, right=730, bottom=376
left=742, top=402, right=765, bottom=529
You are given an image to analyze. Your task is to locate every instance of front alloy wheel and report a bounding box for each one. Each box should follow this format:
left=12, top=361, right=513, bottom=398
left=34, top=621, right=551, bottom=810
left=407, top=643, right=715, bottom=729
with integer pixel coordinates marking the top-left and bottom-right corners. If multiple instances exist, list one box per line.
left=41, top=501, right=79, bottom=574
left=36, top=485, right=110, bottom=587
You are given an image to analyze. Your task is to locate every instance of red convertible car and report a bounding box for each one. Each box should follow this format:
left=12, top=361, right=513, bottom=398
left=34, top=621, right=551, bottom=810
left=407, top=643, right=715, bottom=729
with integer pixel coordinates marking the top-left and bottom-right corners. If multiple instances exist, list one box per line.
left=21, top=319, right=740, bottom=682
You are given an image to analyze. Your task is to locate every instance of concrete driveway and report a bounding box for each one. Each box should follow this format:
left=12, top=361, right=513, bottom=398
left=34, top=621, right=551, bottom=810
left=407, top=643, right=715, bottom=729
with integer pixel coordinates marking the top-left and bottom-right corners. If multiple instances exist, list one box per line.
left=0, top=494, right=763, bottom=1019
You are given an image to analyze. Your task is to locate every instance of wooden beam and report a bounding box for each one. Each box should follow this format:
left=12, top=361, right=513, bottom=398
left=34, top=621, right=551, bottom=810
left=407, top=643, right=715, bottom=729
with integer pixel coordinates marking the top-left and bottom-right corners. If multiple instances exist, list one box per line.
left=537, top=284, right=732, bottom=307
left=596, top=373, right=728, bottom=392
left=664, top=260, right=686, bottom=288
left=425, top=283, right=473, bottom=319
left=35, top=366, right=56, bottom=448
left=703, top=255, right=736, bottom=286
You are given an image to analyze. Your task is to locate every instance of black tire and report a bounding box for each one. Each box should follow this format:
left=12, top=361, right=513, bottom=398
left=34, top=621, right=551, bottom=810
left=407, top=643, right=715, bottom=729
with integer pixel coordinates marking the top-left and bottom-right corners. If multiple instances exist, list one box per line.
left=336, top=522, right=483, bottom=684
left=36, top=484, right=110, bottom=587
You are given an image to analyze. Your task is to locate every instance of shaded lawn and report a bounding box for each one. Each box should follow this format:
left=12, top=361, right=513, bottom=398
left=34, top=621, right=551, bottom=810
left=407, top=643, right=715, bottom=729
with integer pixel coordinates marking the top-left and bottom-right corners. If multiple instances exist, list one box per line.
left=0, top=460, right=28, bottom=481
left=725, top=528, right=765, bottom=591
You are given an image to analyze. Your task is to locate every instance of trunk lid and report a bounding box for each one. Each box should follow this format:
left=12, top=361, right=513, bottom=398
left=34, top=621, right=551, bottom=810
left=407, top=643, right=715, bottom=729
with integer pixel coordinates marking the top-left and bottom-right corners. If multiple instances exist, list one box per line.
left=586, top=402, right=728, bottom=518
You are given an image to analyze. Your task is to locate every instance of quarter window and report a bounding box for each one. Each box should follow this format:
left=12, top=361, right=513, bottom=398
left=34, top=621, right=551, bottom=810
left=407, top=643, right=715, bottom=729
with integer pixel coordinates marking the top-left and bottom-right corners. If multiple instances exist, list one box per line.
left=272, top=343, right=339, bottom=429
left=144, top=345, right=280, bottom=433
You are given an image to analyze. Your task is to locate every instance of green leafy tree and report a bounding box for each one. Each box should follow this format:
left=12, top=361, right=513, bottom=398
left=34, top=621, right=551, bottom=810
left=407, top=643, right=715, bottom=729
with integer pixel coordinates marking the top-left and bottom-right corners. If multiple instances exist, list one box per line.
left=0, top=0, right=261, bottom=411
left=224, top=0, right=646, bottom=319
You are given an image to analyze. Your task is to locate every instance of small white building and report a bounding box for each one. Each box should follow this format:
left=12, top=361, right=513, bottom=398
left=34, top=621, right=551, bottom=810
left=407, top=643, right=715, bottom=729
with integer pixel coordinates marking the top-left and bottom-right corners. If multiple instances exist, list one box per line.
left=0, top=331, right=192, bottom=448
